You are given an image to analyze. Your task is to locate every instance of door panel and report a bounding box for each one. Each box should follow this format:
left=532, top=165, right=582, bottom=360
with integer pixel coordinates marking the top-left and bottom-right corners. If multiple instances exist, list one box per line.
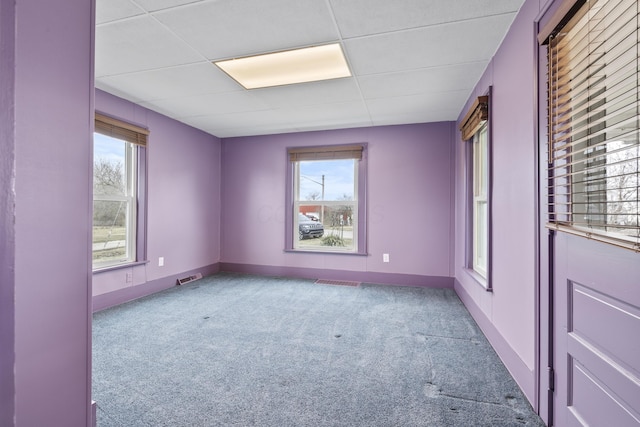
left=553, top=233, right=640, bottom=427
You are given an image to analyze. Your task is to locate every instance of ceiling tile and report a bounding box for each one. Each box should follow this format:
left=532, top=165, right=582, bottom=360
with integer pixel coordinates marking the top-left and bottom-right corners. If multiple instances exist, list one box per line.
left=96, top=0, right=145, bottom=24
left=366, top=91, right=469, bottom=120
left=140, top=91, right=271, bottom=118
left=330, top=0, right=525, bottom=38
left=96, top=63, right=241, bottom=102
left=95, top=80, right=145, bottom=104
left=96, top=15, right=203, bottom=77
left=134, top=0, right=208, bottom=12
left=213, top=124, right=307, bottom=139
left=276, top=101, right=372, bottom=129
left=294, top=121, right=372, bottom=134
left=371, top=110, right=459, bottom=126
left=250, top=78, right=362, bottom=109
left=344, top=14, right=516, bottom=76
left=182, top=110, right=294, bottom=134
left=152, top=0, right=340, bottom=60
left=357, top=62, right=488, bottom=99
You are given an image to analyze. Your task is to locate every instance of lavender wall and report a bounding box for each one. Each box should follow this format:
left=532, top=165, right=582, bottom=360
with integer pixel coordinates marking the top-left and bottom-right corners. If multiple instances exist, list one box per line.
left=11, top=0, right=94, bottom=425
left=0, top=0, right=16, bottom=423
left=453, top=0, right=543, bottom=406
left=92, top=90, right=222, bottom=305
left=221, top=123, right=455, bottom=283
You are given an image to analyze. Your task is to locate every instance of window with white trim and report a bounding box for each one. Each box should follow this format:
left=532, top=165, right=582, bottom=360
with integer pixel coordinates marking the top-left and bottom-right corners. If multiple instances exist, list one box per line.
left=93, top=114, right=148, bottom=269
left=460, top=95, right=491, bottom=285
left=472, top=125, right=489, bottom=277
left=287, top=144, right=367, bottom=254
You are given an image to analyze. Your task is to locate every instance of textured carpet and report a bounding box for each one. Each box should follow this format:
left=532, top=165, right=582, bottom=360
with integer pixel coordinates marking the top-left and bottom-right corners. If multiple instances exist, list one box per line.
left=92, top=272, right=545, bottom=426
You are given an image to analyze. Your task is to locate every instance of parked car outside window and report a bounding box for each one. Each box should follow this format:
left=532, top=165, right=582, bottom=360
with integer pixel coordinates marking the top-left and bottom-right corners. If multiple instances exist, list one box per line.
left=298, top=213, right=324, bottom=239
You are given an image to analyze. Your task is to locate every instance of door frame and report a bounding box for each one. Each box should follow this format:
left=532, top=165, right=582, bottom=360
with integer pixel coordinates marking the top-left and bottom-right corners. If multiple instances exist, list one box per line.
left=534, top=1, right=565, bottom=424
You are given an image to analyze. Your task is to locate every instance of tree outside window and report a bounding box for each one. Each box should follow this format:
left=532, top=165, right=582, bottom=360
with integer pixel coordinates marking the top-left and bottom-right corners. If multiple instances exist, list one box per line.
left=93, top=133, right=137, bottom=268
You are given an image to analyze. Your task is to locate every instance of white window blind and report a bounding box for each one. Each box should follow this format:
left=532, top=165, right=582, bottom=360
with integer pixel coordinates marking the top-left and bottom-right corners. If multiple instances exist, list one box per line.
left=546, top=0, right=639, bottom=251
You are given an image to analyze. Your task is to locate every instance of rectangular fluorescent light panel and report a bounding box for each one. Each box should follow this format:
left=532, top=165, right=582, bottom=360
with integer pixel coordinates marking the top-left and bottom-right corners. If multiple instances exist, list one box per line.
left=214, top=43, right=351, bottom=89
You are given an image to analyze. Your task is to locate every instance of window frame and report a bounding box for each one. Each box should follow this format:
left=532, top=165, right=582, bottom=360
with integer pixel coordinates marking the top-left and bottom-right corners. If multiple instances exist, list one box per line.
left=472, top=124, right=489, bottom=278
left=460, top=93, right=492, bottom=290
left=92, top=113, right=148, bottom=272
left=293, top=160, right=359, bottom=251
left=285, top=144, right=368, bottom=255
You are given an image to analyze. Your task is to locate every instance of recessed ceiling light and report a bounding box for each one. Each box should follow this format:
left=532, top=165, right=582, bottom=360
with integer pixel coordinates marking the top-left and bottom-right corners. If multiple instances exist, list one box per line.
left=214, top=43, right=351, bottom=90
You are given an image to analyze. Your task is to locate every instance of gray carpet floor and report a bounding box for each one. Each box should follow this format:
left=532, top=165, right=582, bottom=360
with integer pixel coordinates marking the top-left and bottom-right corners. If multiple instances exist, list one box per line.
left=92, top=272, right=545, bottom=426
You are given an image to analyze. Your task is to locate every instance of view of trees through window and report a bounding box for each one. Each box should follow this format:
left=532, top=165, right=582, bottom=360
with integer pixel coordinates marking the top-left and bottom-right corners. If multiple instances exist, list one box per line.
left=295, top=159, right=357, bottom=251
left=93, top=133, right=136, bottom=267
left=604, top=140, right=639, bottom=237
left=573, top=139, right=639, bottom=240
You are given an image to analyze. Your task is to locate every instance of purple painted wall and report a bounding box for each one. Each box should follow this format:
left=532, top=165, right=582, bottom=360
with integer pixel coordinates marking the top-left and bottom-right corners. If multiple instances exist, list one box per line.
left=221, top=123, right=455, bottom=282
left=0, top=0, right=16, bottom=424
left=2, top=1, right=593, bottom=424
left=9, top=0, right=95, bottom=425
left=92, top=90, right=222, bottom=304
left=453, top=0, right=544, bottom=407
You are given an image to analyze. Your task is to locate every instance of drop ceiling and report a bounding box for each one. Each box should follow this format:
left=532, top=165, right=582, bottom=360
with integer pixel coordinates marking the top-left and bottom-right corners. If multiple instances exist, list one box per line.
left=95, top=0, right=525, bottom=138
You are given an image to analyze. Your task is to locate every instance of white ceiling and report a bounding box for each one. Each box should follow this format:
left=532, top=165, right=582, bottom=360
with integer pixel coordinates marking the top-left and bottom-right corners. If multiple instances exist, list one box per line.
left=95, top=0, right=525, bottom=138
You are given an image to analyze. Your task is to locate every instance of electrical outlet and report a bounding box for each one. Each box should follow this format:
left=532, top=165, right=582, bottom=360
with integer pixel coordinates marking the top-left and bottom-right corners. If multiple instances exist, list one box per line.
left=125, top=272, right=133, bottom=283
left=158, top=257, right=164, bottom=267
left=383, top=253, right=390, bottom=263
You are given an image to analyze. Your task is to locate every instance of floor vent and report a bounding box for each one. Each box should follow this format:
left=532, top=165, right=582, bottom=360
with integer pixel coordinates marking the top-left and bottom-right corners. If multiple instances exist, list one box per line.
left=315, top=279, right=361, bottom=287
left=177, top=273, right=203, bottom=286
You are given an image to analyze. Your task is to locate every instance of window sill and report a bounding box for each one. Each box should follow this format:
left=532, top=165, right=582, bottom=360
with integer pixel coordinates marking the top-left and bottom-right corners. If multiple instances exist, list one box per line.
left=93, top=260, right=149, bottom=274
left=463, top=268, right=492, bottom=292
left=284, top=249, right=368, bottom=256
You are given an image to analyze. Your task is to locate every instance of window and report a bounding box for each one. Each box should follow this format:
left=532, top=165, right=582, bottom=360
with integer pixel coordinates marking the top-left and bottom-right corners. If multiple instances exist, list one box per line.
left=93, top=114, right=148, bottom=269
left=460, top=95, right=491, bottom=285
left=544, top=0, right=639, bottom=250
left=472, top=125, right=489, bottom=277
left=287, top=144, right=367, bottom=254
